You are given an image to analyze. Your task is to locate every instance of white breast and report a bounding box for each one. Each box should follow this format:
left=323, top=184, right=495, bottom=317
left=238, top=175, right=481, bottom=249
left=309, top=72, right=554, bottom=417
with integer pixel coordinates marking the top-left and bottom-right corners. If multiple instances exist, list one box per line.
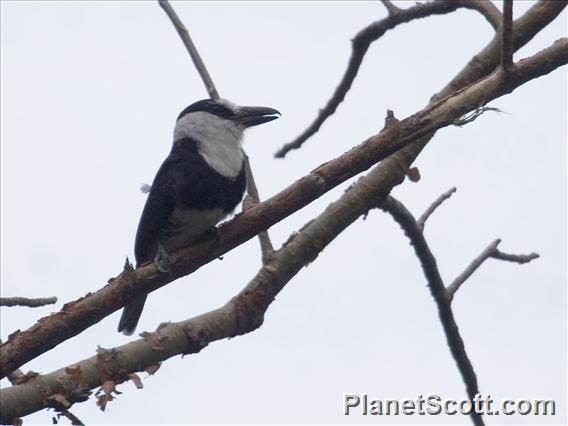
left=174, top=111, right=244, bottom=178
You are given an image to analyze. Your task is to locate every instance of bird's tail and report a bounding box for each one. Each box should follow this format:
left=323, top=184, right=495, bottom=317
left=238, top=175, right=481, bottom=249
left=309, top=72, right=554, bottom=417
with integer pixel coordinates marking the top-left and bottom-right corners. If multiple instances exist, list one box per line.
left=118, top=295, right=147, bottom=335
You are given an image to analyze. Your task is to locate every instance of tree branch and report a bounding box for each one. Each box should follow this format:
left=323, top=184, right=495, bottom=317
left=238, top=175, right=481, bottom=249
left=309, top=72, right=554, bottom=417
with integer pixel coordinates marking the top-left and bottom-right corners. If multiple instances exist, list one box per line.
left=380, top=0, right=401, bottom=16
left=54, top=408, right=85, bottom=426
left=274, top=1, right=469, bottom=158
left=274, top=0, right=513, bottom=158
left=158, top=0, right=274, bottom=262
left=1, top=36, right=565, bottom=380
left=463, top=0, right=502, bottom=30
left=243, top=155, right=274, bottom=262
left=501, top=0, right=514, bottom=70
left=417, top=187, right=457, bottom=230
left=0, top=116, right=410, bottom=421
left=433, top=0, right=566, bottom=103
left=0, top=297, right=57, bottom=308
left=380, top=196, right=483, bottom=426
left=491, top=249, right=539, bottom=263
left=447, top=239, right=501, bottom=299
left=447, top=239, right=539, bottom=299
left=0, top=340, right=25, bottom=386
left=158, top=0, right=219, bottom=99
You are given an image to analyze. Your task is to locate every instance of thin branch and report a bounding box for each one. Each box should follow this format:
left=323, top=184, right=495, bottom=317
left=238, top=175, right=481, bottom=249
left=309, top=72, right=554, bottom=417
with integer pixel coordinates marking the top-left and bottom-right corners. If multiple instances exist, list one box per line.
left=502, top=0, right=514, bottom=69
left=244, top=154, right=274, bottom=262
left=381, top=0, right=401, bottom=16
left=274, top=1, right=468, bottom=158
left=417, top=187, right=457, bottom=230
left=2, top=37, right=566, bottom=380
left=158, top=3, right=274, bottom=262
left=274, top=0, right=509, bottom=158
left=447, top=239, right=501, bottom=299
left=491, top=249, right=539, bottom=264
left=433, top=1, right=566, bottom=104
left=1, top=7, right=561, bottom=419
left=0, top=296, right=57, bottom=308
left=463, top=0, right=502, bottom=30
left=158, top=0, right=219, bottom=99
left=0, top=122, right=413, bottom=421
left=55, top=408, right=85, bottom=426
left=447, top=240, right=539, bottom=299
left=380, top=196, right=484, bottom=426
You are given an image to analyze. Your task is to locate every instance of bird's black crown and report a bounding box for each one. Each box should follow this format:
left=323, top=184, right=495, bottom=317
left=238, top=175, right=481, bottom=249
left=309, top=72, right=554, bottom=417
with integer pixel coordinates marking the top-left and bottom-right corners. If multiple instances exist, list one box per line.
left=177, top=99, right=235, bottom=121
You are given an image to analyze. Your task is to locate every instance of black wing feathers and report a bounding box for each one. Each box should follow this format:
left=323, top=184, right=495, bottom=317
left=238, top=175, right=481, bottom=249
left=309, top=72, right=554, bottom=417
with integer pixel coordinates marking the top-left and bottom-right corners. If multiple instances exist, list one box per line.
left=134, top=138, right=246, bottom=265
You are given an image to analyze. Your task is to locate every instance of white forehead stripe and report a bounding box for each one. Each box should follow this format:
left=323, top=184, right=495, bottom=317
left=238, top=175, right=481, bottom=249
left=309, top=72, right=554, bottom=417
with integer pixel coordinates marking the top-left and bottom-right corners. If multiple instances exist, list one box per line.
left=174, top=111, right=244, bottom=178
left=216, top=98, right=239, bottom=113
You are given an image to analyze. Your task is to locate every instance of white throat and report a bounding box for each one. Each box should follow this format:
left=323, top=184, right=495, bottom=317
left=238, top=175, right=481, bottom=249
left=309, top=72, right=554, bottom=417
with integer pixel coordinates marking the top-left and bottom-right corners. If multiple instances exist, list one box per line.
left=174, top=111, right=244, bottom=178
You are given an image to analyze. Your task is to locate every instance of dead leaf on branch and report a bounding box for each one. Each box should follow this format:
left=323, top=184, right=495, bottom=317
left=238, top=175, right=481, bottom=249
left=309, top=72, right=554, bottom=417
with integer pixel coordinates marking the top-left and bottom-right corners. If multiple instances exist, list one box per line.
left=406, top=167, right=421, bottom=182
left=95, top=380, right=122, bottom=412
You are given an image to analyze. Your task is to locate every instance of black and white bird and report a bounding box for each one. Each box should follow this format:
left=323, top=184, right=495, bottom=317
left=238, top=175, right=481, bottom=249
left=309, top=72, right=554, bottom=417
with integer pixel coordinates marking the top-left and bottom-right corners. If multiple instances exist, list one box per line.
left=118, top=98, right=280, bottom=335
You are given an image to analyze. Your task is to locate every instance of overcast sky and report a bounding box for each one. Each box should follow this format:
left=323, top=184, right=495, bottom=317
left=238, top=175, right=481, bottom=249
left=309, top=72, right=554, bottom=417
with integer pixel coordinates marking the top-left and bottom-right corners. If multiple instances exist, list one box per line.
left=1, top=1, right=566, bottom=425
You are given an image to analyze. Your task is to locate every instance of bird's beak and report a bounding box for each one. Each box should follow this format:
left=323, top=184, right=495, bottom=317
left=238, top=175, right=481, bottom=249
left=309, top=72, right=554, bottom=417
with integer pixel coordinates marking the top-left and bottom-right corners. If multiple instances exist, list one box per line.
left=235, top=106, right=281, bottom=127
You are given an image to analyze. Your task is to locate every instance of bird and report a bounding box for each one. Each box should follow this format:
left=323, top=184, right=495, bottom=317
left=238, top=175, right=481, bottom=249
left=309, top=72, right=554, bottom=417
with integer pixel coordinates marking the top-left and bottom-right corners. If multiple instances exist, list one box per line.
left=118, top=98, right=280, bottom=335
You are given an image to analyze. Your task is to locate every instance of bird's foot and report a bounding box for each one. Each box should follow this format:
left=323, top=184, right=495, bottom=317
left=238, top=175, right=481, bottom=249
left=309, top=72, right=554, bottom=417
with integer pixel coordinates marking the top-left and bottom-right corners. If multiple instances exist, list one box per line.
left=154, top=244, right=172, bottom=273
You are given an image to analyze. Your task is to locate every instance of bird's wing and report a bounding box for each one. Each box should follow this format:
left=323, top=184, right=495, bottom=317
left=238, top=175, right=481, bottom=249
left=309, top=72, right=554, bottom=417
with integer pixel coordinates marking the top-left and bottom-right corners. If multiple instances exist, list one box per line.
left=134, top=140, right=246, bottom=265
left=134, top=153, right=181, bottom=265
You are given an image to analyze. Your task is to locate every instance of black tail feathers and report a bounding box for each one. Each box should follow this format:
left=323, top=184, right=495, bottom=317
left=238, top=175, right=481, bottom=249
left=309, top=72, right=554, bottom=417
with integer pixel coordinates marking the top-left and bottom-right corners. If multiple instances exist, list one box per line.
left=118, top=295, right=147, bottom=335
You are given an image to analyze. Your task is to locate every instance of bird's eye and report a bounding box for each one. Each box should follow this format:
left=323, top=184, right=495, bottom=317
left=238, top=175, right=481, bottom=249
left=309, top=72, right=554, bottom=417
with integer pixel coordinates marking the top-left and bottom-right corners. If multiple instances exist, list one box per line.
left=210, top=104, right=232, bottom=117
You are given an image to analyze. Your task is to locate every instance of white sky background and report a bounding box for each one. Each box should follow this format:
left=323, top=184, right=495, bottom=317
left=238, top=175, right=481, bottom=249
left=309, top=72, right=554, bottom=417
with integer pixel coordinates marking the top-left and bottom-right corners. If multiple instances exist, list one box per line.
left=1, top=1, right=566, bottom=425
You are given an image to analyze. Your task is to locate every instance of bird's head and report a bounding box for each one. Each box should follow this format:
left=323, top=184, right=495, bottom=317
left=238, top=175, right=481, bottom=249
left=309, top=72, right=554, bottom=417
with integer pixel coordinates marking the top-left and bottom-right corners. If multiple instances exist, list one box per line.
left=173, top=98, right=280, bottom=143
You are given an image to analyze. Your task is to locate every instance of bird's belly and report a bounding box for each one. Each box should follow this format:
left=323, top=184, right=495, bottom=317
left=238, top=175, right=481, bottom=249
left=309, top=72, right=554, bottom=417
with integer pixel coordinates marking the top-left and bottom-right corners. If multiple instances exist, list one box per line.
left=165, top=208, right=226, bottom=253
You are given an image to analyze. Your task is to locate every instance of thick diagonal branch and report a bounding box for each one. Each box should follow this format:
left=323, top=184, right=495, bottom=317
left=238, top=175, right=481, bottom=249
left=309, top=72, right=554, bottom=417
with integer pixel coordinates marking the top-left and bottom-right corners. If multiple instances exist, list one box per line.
left=1, top=36, right=566, bottom=380
left=0, top=119, right=410, bottom=421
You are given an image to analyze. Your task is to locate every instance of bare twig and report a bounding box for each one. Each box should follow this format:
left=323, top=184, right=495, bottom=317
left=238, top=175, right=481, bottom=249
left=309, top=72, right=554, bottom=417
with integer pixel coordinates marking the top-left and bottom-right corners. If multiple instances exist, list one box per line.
left=381, top=0, right=401, bottom=16
left=0, top=296, right=57, bottom=308
left=2, top=37, right=566, bottom=380
left=447, top=239, right=501, bottom=299
left=417, top=187, right=457, bottom=230
left=274, top=0, right=510, bottom=158
left=463, top=0, right=502, bottom=30
left=433, top=1, right=567, bottom=105
left=274, top=1, right=467, bottom=158
left=501, top=0, right=514, bottom=69
left=158, top=0, right=219, bottom=99
left=244, top=154, right=274, bottom=262
left=491, top=249, right=539, bottom=264
left=55, top=408, right=85, bottom=426
left=447, top=240, right=539, bottom=299
left=380, top=196, right=484, bottom=426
